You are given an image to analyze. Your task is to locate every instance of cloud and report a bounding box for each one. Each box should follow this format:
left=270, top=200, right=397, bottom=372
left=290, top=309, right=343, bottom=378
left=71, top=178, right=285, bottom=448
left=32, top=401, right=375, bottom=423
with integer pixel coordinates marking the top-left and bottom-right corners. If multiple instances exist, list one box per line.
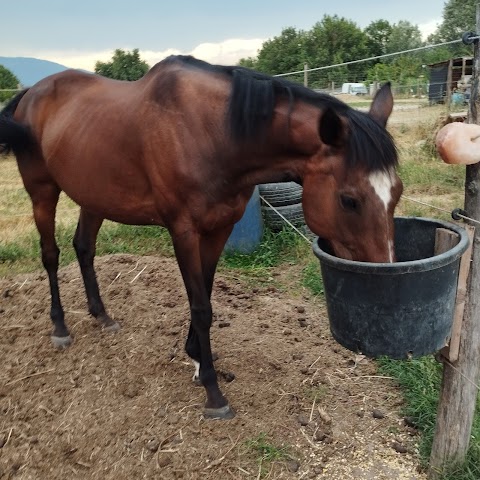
left=13, top=48, right=123, bottom=71
left=134, top=48, right=183, bottom=68
left=189, top=38, right=264, bottom=65
left=42, top=49, right=117, bottom=71
left=418, top=18, right=441, bottom=40
left=31, top=38, right=265, bottom=72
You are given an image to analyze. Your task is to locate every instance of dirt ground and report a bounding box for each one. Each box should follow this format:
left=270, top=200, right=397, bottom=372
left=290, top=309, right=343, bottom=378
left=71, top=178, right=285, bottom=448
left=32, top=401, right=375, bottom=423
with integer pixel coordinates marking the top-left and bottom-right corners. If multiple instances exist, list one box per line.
left=0, top=254, right=427, bottom=479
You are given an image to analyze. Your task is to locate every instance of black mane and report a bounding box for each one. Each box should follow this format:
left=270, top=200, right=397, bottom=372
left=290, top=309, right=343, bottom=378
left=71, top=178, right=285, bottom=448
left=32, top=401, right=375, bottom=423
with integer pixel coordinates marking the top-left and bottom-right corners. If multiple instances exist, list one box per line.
left=159, top=56, right=398, bottom=172
left=226, top=66, right=398, bottom=173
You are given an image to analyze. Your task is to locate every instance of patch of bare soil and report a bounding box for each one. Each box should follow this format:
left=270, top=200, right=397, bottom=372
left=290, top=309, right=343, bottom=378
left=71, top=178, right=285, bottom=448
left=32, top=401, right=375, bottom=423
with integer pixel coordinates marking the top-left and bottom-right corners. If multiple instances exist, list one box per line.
left=0, top=254, right=426, bottom=479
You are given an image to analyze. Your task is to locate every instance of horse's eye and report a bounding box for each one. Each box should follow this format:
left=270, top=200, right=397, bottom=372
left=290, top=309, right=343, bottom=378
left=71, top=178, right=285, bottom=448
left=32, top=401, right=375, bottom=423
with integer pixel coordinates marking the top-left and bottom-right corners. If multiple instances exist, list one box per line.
left=340, top=194, right=359, bottom=212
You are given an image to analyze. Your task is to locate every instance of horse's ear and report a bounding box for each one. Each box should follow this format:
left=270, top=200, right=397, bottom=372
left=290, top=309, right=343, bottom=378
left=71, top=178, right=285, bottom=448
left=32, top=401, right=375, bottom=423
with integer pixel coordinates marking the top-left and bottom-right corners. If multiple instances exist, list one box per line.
left=319, top=107, right=345, bottom=147
left=369, top=82, right=393, bottom=127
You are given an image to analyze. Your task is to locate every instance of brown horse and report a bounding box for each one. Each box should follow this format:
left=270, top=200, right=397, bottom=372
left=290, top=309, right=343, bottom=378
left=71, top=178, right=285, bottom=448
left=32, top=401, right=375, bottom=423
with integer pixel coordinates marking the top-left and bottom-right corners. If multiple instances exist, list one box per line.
left=0, top=55, right=402, bottom=419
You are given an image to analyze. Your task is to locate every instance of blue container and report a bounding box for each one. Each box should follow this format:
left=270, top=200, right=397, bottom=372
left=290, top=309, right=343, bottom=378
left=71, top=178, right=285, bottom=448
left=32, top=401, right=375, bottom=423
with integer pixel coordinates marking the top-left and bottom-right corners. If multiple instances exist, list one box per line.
left=224, top=186, right=263, bottom=254
left=452, top=92, right=465, bottom=106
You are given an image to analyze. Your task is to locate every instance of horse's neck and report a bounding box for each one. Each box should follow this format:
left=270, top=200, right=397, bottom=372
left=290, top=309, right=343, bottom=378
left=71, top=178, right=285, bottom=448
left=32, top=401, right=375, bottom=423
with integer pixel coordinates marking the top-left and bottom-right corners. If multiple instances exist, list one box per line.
left=235, top=103, right=319, bottom=186
left=228, top=145, right=306, bottom=189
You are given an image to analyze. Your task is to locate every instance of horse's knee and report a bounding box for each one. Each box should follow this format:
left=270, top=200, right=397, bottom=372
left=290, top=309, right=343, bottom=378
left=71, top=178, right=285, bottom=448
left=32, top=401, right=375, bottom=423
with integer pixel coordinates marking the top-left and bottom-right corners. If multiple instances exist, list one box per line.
left=73, top=237, right=93, bottom=265
left=41, top=243, right=59, bottom=270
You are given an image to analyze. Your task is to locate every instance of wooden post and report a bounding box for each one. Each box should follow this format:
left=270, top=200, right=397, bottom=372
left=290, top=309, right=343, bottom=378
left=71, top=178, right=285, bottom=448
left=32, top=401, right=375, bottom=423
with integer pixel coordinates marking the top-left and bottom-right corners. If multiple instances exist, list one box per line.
left=445, top=225, right=475, bottom=362
left=303, top=63, right=308, bottom=88
left=429, top=4, right=480, bottom=477
left=446, top=58, right=453, bottom=107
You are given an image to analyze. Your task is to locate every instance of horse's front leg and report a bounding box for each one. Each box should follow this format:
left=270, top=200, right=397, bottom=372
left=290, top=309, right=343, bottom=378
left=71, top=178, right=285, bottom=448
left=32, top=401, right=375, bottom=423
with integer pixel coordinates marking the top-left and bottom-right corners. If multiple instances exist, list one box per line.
left=172, top=227, right=235, bottom=419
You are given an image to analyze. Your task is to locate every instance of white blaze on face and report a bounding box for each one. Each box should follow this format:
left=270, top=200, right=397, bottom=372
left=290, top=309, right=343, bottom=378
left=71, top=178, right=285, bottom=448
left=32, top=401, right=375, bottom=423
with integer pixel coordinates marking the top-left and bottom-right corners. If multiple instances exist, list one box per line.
left=369, top=170, right=395, bottom=262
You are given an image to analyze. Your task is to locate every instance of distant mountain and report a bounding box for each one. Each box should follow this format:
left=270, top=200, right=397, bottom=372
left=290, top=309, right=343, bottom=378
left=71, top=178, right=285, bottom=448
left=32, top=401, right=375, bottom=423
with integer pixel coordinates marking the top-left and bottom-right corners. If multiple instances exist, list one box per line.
left=0, top=57, right=72, bottom=87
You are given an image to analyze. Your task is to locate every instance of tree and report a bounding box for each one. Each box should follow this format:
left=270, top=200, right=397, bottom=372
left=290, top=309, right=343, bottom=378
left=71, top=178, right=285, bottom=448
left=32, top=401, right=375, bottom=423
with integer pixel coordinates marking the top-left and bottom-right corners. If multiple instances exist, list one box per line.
left=364, top=19, right=393, bottom=57
left=238, top=57, right=258, bottom=69
left=365, top=21, right=425, bottom=87
left=0, top=65, right=20, bottom=103
left=305, top=16, right=369, bottom=67
left=253, top=27, right=308, bottom=75
left=386, top=21, right=424, bottom=54
left=238, top=17, right=370, bottom=87
left=239, top=10, right=472, bottom=90
left=95, top=48, right=150, bottom=81
left=432, top=0, right=476, bottom=43
left=302, top=15, right=370, bottom=87
left=427, top=0, right=475, bottom=58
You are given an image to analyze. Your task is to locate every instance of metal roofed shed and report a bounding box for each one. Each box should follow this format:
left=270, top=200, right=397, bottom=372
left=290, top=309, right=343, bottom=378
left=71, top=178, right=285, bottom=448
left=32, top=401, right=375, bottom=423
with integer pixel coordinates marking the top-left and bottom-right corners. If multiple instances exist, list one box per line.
left=427, top=57, right=473, bottom=105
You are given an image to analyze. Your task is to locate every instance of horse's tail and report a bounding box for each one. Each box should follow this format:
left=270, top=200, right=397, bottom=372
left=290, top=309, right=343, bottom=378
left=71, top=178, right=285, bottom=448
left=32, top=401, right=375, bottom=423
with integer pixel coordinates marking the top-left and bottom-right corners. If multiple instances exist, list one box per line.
left=0, top=89, right=33, bottom=155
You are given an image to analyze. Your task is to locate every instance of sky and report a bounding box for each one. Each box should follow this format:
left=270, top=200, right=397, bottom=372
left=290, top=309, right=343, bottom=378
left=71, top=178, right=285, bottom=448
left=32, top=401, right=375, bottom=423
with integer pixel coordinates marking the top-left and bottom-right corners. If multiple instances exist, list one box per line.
left=1, top=0, right=445, bottom=71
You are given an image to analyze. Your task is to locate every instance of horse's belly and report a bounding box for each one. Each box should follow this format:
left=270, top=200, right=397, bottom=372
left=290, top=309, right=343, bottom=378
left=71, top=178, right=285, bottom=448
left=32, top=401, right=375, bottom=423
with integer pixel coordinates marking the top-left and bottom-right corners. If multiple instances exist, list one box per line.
left=55, top=172, right=164, bottom=226
left=70, top=192, right=163, bottom=226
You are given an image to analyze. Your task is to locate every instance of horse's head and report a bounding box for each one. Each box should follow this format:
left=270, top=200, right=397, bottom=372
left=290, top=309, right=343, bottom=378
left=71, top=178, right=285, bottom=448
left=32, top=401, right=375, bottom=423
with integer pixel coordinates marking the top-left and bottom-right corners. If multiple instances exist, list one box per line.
left=302, top=83, right=402, bottom=263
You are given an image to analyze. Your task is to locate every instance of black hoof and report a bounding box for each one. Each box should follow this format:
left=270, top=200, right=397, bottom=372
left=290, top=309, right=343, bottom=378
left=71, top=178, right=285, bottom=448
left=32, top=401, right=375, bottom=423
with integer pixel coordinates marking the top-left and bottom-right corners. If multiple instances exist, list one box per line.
left=97, top=313, right=120, bottom=332
left=103, top=321, right=121, bottom=332
left=203, top=404, right=235, bottom=420
left=51, top=335, right=73, bottom=349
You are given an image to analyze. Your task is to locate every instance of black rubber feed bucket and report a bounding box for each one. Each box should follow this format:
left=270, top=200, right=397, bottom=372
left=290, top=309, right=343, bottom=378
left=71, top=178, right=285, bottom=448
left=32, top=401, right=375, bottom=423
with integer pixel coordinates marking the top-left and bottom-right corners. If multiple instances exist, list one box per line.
left=313, top=217, right=469, bottom=359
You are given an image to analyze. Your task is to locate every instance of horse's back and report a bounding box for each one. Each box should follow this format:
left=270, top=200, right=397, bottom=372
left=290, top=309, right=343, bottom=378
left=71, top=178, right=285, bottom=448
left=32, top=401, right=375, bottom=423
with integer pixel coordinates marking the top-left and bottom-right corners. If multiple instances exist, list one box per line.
left=10, top=57, right=246, bottom=228
left=17, top=58, right=230, bottom=150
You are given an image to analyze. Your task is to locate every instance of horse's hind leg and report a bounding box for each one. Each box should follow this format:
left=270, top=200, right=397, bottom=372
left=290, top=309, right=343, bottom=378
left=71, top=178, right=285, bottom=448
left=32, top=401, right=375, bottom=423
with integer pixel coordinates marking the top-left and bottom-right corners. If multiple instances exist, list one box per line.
left=73, top=209, right=119, bottom=331
left=30, top=184, right=72, bottom=348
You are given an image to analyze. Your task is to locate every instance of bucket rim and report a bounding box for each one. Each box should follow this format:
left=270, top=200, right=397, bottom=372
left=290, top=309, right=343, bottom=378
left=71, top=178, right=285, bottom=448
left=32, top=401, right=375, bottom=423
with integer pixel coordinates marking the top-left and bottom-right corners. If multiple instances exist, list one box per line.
left=312, top=216, right=470, bottom=274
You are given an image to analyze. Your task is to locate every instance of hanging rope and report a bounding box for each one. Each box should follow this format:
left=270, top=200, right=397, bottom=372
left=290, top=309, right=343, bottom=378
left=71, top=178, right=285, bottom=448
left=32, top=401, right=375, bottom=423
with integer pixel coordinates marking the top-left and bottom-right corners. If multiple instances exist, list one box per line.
left=259, top=195, right=311, bottom=244
left=444, top=358, right=480, bottom=392
left=402, top=195, right=480, bottom=227
left=274, top=39, right=463, bottom=77
left=260, top=192, right=480, bottom=245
